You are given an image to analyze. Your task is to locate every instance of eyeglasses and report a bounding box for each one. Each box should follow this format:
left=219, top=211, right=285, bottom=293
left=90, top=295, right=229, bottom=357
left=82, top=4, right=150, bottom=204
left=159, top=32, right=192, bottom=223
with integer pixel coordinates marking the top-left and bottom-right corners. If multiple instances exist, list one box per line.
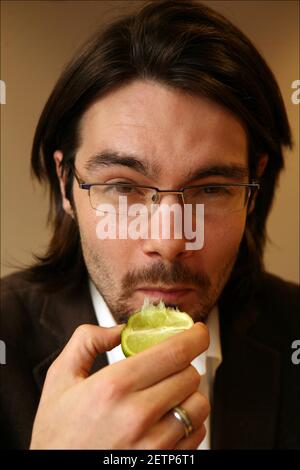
left=73, top=169, right=260, bottom=216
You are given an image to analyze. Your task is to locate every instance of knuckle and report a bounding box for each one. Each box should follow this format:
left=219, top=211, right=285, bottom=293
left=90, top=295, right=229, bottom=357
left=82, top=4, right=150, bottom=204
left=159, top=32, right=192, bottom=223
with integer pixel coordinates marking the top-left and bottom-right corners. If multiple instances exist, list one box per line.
left=197, top=322, right=210, bottom=349
left=188, top=365, right=201, bottom=388
left=195, top=392, right=211, bottom=421
left=203, top=396, right=211, bottom=417
left=168, top=343, right=187, bottom=369
left=199, top=423, right=206, bottom=441
left=123, top=402, right=148, bottom=443
left=99, top=376, right=126, bottom=403
left=187, top=392, right=211, bottom=430
left=74, top=323, right=94, bottom=340
left=140, top=404, right=157, bottom=429
left=46, top=358, right=60, bottom=380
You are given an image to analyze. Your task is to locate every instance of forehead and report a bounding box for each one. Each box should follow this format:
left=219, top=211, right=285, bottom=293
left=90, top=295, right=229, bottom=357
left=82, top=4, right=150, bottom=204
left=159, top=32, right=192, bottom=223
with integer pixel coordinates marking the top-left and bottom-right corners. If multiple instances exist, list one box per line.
left=76, top=80, right=248, bottom=176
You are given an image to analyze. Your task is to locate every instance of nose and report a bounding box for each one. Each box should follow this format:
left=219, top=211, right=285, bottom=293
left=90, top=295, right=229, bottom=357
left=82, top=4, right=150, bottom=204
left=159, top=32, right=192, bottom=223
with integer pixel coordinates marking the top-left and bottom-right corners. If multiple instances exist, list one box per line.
left=142, top=195, right=191, bottom=262
left=143, top=237, right=189, bottom=262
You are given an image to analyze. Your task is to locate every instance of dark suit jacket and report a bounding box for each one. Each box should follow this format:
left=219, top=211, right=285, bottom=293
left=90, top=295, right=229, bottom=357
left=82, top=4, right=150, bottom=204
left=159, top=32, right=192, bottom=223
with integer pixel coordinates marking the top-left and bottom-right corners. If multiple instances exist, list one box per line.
left=0, top=270, right=299, bottom=449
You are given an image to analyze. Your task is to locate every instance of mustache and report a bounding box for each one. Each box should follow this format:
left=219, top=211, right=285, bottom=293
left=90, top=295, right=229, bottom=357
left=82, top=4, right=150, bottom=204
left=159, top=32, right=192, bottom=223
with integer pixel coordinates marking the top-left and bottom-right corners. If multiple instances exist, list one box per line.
left=120, top=260, right=211, bottom=299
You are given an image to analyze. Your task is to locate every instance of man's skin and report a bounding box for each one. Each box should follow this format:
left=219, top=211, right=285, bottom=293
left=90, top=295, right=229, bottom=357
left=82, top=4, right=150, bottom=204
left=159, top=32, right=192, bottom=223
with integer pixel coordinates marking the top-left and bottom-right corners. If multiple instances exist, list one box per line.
left=30, top=80, right=267, bottom=449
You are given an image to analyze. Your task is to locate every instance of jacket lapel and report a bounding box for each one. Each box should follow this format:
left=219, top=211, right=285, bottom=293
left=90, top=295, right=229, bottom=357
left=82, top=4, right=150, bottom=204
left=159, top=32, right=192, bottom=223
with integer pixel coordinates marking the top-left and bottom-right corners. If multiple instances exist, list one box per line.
left=212, top=299, right=281, bottom=449
left=33, top=280, right=108, bottom=391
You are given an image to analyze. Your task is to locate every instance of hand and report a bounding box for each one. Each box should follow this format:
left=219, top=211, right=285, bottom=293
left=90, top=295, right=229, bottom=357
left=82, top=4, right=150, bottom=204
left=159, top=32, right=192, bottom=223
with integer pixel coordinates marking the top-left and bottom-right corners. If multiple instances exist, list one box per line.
left=30, top=322, right=210, bottom=449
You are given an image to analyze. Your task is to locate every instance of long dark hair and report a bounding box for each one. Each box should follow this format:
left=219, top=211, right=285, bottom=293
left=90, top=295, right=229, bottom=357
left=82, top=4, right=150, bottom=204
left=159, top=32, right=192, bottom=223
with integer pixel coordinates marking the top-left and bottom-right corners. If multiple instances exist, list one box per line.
left=29, top=0, right=292, bottom=305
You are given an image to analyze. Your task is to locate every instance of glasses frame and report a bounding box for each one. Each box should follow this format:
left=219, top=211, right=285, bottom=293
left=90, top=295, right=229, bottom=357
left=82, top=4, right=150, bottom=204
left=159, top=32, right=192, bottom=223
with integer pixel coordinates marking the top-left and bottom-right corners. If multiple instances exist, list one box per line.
left=72, top=168, right=260, bottom=212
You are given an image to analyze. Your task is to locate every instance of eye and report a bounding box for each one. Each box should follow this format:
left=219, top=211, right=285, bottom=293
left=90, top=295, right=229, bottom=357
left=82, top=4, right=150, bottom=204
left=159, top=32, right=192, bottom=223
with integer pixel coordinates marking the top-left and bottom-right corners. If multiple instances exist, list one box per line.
left=188, top=185, right=232, bottom=199
left=192, top=186, right=223, bottom=195
left=203, top=186, right=226, bottom=194
left=109, top=183, right=136, bottom=194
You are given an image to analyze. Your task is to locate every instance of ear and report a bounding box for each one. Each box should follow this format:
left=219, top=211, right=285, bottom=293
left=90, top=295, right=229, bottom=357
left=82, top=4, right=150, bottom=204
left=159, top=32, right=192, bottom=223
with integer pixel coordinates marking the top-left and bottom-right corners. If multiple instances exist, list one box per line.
left=248, top=154, right=269, bottom=214
left=54, top=150, right=74, bottom=218
left=256, top=154, right=268, bottom=179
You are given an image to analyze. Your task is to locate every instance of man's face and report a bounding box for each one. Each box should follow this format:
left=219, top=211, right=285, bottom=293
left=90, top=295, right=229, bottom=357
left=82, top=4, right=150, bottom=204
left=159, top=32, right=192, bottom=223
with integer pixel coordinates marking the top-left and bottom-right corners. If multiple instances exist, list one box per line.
left=64, top=80, right=249, bottom=323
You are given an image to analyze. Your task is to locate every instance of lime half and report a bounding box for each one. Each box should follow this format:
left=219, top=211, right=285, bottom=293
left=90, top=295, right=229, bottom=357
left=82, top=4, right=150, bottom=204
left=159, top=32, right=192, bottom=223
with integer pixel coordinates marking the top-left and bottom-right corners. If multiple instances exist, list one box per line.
left=121, top=298, right=194, bottom=357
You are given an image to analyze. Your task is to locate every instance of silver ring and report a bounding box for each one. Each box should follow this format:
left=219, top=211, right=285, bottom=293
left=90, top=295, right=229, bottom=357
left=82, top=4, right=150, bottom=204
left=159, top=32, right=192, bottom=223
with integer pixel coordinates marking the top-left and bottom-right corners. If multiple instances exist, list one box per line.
left=171, top=406, right=194, bottom=438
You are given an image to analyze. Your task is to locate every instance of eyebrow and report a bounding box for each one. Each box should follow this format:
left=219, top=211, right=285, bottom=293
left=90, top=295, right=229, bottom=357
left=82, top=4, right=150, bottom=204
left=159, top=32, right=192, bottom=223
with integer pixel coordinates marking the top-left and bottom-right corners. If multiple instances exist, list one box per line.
left=83, top=150, right=161, bottom=179
left=83, top=150, right=248, bottom=183
left=185, top=163, right=249, bottom=182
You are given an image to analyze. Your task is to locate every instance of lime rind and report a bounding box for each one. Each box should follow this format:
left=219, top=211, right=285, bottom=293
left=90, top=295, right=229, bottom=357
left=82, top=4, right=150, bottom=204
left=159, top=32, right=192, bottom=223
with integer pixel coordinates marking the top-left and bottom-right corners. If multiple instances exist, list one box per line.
left=121, top=298, right=194, bottom=357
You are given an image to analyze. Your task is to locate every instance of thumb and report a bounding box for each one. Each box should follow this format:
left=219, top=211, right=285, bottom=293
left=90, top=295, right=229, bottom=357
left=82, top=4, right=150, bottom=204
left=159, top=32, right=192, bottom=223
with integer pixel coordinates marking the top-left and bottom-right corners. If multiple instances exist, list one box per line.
left=47, top=324, right=124, bottom=391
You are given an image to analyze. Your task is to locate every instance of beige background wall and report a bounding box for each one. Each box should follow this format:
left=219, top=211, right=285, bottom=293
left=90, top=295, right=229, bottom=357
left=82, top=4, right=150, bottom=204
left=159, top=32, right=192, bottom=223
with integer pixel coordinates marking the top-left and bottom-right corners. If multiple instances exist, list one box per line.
left=1, top=0, right=299, bottom=283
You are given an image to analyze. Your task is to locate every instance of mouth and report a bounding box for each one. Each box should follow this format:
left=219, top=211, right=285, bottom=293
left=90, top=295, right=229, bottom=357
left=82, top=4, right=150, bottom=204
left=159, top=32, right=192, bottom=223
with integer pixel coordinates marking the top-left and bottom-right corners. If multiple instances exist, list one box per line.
left=136, top=286, right=194, bottom=303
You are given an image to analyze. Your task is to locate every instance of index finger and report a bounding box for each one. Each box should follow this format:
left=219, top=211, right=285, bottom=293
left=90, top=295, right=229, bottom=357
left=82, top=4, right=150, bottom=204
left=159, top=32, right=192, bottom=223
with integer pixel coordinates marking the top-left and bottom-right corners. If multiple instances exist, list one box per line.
left=97, top=322, right=209, bottom=391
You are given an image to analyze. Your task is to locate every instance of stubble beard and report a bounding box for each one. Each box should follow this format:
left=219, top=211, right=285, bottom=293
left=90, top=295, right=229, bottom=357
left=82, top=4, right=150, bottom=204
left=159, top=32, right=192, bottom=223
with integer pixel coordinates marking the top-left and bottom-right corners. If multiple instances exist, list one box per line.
left=80, top=233, right=238, bottom=324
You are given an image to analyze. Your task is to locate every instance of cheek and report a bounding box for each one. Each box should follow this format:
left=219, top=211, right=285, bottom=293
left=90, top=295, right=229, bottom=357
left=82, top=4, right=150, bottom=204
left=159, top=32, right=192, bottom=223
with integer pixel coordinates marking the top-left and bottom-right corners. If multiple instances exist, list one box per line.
left=74, top=191, right=139, bottom=277
left=200, top=213, right=247, bottom=270
left=92, top=238, right=137, bottom=274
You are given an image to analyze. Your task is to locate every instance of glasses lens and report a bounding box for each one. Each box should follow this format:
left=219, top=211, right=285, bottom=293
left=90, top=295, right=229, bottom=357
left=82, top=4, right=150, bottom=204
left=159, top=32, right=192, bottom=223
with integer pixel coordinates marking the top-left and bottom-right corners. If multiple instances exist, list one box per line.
left=89, top=185, right=157, bottom=214
left=184, top=185, right=250, bottom=214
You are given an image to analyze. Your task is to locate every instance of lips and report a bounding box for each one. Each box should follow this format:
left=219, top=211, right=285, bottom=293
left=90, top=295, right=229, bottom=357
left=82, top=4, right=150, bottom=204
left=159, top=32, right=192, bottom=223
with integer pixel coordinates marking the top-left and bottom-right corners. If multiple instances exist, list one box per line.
left=136, top=286, right=194, bottom=303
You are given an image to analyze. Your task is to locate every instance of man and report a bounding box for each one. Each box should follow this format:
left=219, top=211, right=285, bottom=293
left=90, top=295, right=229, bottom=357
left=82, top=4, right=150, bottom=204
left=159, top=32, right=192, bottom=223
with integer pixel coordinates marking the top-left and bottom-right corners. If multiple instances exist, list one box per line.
left=1, top=0, right=299, bottom=450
